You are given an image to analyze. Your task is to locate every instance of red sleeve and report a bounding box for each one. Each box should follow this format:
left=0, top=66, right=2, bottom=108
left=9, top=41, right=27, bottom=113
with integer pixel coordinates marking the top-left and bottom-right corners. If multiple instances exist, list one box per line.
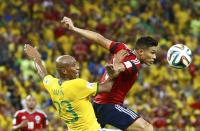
left=109, top=41, right=127, bottom=54
left=42, top=114, right=48, bottom=127
left=13, top=112, right=21, bottom=126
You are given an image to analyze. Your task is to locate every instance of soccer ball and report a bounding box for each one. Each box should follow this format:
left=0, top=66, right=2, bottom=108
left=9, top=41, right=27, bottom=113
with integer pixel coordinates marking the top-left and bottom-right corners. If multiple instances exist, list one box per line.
left=167, top=44, right=192, bottom=69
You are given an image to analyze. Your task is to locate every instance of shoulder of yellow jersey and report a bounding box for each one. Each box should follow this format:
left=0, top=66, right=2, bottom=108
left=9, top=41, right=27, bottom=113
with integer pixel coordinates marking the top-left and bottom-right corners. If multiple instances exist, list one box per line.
left=43, top=75, right=55, bottom=85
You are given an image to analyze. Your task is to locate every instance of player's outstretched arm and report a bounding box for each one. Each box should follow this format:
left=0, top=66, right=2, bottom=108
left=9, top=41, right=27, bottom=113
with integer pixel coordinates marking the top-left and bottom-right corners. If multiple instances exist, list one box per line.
left=24, top=44, right=47, bottom=79
left=61, top=16, right=112, bottom=50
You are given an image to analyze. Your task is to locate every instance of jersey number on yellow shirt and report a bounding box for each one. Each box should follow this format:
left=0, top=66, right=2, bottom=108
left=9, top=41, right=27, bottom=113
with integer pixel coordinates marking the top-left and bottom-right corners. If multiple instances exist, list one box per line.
left=53, top=100, right=79, bottom=124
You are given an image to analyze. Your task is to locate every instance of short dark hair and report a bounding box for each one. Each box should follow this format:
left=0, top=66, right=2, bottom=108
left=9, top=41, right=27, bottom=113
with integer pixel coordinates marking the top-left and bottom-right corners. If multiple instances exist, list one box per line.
left=135, top=36, right=158, bottom=50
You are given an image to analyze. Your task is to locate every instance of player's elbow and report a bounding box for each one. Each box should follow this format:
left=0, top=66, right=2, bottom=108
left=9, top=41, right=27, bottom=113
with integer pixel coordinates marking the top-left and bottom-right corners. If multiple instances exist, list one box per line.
left=96, top=34, right=111, bottom=50
left=96, top=34, right=105, bottom=43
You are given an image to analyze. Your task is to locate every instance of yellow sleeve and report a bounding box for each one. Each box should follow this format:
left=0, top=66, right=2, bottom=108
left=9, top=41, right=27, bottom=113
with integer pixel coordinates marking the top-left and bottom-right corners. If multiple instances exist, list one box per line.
left=71, top=79, right=98, bottom=97
left=43, top=75, right=56, bottom=92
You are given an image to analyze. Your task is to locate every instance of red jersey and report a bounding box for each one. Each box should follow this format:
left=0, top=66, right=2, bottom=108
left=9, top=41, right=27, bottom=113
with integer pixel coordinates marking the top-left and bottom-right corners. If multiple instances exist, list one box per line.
left=95, top=41, right=141, bottom=104
left=13, top=109, right=48, bottom=131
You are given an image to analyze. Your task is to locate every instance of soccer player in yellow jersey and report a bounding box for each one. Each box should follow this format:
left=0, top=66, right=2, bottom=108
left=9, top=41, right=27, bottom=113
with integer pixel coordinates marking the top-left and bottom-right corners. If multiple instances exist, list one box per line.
left=24, top=44, right=127, bottom=131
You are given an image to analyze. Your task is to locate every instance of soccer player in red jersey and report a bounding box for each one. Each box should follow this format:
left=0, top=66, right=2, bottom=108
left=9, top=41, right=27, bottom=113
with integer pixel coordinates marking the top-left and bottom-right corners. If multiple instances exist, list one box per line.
left=61, top=17, right=158, bottom=131
left=13, top=95, right=48, bottom=131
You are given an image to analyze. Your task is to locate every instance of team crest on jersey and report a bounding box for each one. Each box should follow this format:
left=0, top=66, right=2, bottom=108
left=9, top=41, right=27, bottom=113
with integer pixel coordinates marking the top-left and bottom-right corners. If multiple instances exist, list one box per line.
left=35, top=115, right=41, bottom=124
left=87, top=82, right=95, bottom=89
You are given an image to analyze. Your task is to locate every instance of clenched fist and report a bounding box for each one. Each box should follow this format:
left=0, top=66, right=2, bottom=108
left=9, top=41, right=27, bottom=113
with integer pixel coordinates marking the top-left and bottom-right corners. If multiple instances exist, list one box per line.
left=61, top=16, right=75, bottom=31
left=24, top=44, right=40, bottom=61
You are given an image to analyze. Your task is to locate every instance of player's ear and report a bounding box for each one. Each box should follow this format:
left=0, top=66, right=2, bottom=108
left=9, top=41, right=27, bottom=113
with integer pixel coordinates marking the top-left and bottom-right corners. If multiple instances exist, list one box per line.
left=137, top=49, right=144, bottom=55
left=61, top=68, right=68, bottom=74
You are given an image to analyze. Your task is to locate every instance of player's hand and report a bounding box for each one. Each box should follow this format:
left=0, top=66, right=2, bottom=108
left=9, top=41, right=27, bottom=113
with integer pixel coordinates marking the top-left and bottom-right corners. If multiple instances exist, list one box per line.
left=105, top=64, right=114, bottom=75
left=19, top=120, right=28, bottom=127
left=113, top=49, right=128, bottom=65
left=105, top=64, right=120, bottom=78
left=61, top=16, right=75, bottom=31
left=106, top=50, right=128, bottom=78
left=24, top=44, right=41, bottom=60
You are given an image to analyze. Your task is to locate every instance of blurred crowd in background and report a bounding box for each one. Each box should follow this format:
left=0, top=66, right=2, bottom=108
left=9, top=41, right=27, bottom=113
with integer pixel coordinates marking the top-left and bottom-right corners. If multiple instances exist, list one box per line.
left=0, top=0, right=200, bottom=130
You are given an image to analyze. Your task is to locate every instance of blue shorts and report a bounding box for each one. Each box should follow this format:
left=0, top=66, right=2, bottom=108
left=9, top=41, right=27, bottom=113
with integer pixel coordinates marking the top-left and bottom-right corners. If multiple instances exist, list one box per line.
left=93, top=102, right=140, bottom=130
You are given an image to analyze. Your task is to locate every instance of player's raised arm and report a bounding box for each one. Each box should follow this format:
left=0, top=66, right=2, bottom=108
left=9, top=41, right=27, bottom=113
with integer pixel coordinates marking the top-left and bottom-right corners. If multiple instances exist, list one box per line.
left=61, top=16, right=112, bottom=50
left=24, top=44, right=47, bottom=79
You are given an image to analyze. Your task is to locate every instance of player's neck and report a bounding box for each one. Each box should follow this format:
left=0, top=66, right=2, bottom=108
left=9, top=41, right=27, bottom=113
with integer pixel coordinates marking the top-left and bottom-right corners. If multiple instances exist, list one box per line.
left=27, top=108, right=35, bottom=113
left=58, top=75, right=70, bottom=81
left=58, top=77, right=70, bottom=85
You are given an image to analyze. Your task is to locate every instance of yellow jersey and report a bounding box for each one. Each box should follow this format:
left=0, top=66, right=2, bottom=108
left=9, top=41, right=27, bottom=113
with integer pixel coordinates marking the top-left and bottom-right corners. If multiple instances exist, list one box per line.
left=43, top=75, right=100, bottom=131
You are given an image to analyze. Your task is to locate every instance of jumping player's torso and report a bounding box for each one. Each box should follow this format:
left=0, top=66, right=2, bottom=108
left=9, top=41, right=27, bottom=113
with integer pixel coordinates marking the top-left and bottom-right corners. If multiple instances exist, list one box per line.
left=95, top=42, right=141, bottom=104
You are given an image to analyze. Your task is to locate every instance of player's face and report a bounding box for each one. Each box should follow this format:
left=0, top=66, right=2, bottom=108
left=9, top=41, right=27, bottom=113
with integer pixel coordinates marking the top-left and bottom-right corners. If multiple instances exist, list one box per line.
left=56, top=55, right=80, bottom=79
left=26, top=96, right=36, bottom=110
left=68, top=62, right=80, bottom=79
left=140, top=46, right=157, bottom=65
left=62, top=61, right=80, bottom=79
